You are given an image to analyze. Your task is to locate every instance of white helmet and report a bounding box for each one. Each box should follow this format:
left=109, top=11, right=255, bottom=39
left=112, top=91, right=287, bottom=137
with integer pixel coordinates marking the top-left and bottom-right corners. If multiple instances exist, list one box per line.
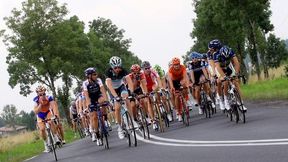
left=109, top=56, right=122, bottom=68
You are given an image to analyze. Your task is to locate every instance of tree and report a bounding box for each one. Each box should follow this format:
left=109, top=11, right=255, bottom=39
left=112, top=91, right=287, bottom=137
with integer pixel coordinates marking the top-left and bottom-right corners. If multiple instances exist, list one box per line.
left=1, top=0, right=90, bottom=125
left=190, top=0, right=273, bottom=81
left=265, top=34, right=288, bottom=69
left=88, top=17, right=141, bottom=75
left=0, top=117, right=5, bottom=127
left=1, top=105, right=18, bottom=128
left=16, top=110, right=36, bottom=130
left=153, top=64, right=165, bottom=78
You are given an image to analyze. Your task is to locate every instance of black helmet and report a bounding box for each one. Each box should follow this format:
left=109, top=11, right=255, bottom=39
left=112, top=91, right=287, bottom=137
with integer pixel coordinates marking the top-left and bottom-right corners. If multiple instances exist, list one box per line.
left=141, top=61, right=151, bottom=69
left=84, top=67, right=96, bottom=77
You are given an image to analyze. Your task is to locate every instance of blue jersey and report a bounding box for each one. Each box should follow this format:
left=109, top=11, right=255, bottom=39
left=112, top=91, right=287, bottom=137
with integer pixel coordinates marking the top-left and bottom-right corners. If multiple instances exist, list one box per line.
left=188, top=60, right=205, bottom=72
left=213, top=47, right=235, bottom=67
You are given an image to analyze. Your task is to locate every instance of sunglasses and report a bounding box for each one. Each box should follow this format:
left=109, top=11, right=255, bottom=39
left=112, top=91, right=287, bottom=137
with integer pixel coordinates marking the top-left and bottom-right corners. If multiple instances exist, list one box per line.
left=39, top=93, right=46, bottom=96
left=113, top=66, right=121, bottom=70
left=92, top=73, right=97, bottom=76
left=144, top=67, right=151, bottom=70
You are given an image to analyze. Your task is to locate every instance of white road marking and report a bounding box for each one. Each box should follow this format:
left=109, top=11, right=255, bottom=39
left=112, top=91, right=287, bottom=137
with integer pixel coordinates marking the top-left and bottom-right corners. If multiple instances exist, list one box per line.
left=23, top=155, right=38, bottom=161
left=149, top=134, right=288, bottom=144
left=136, top=134, right=288, bottom=147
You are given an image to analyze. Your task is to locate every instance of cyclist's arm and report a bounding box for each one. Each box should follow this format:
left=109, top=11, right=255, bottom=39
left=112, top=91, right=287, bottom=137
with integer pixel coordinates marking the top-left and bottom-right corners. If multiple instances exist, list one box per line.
left=125, top=75, right=134, bottom=93
left=34, top=103, right=41, bottom=114
left=83, top=90, right=91, bottom=108
left=190, top=70, right=195, bottom=84
left=208, top=59, right=216, bottom=77
left=215, top=62, right=225, bottom=79
left=168, top=72, right=174, bottom=90
left=50, top=100, right=60, bottom=117
left=140, top=78, right=148, bottom=94
left=202, top=68, right=209, bottom=80
left=105, top=78, right=118, bottom=97
left=100, top=85, right=108, bottom=101
left=156, top=76, right=163, bottom=89
left=231, top=56, right=240, bottom=74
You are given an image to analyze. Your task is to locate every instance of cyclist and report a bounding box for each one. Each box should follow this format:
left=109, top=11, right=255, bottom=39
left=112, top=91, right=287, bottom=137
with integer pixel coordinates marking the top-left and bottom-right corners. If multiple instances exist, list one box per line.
left=142, top=61, right=173, bottom=122
left=126, top=64, right=150, bottom=128
left=168, top=57, right=190, bottom=122
left=69, top=100, right=78, bottom=138
left=76, top=89, right=91, bottom=137
left=105, top=56, right=130, bottom=139
left=33, top=85, right=62, bottom=153
left=188, top=52, right=215, bottom=114
left=214, top=46, right=248, bottom=111
left=207, top=39, right=225, bottom=110
left=83, top=67, right=108, bottom=146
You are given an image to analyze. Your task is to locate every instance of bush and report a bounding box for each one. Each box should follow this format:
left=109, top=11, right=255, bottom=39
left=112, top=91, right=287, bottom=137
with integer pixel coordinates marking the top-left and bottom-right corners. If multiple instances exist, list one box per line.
left=285, top=64, right=288, bottom=77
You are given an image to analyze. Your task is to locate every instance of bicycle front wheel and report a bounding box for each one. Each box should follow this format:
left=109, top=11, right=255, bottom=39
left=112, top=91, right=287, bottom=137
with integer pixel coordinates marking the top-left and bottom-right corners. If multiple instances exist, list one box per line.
left=137, top=107, right=150, bottom=139
left=47, top=129, right=58, bottom=161
left=234, top=90, right=246, bottom=123
left=123, top=111, right=137, bottom=147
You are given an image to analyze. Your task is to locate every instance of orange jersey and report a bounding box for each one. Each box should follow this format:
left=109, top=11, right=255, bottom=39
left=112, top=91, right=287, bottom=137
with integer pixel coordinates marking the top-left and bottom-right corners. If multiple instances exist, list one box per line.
left=169, top=65, right=186, bottom=81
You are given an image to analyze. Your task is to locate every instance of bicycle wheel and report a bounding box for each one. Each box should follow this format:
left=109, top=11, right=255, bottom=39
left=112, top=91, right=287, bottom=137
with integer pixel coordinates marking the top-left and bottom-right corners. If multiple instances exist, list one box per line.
left=231, top=105, right=239, bottom=123
left=154, top=104, right=164, bottom=132
left=99, top=119, right=109, bottom=149
left=181, top=98, right=189, bottom=126
left=207, top=102, right=212, bottom=118
left=160, top=105, right=170, bottom=128
left=47, top=129, right=58, bottom=161
left=123, top=111, right=137, bottom=147
left=77, top=122, right=85, bottom=139
left=137, top=107, right=150, bottom=139
left=234, top=90, right=246, bottom=123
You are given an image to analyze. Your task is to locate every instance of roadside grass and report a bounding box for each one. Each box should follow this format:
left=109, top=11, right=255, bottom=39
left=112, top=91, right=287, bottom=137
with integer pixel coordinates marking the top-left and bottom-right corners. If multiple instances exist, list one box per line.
left=248, top=65, right=286, bottom=84
left=0, top=126, right=78, bottom=162
left=242, top=77, right=288, bottom=101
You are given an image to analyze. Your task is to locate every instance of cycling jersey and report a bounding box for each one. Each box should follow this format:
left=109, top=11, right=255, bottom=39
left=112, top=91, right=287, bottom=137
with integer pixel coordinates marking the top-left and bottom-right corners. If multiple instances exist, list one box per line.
left=169, top=65, right=187, bottom=81
left=82, top=78, right=103, bottom=104
left=188, top=61, right=205, bottom=72
left=106, top=67, right=128, bottom=89
left=213, top=47, right=235, bottom=68
left=128, top=72, right=145, bottom=90
left=33, top=95, right=54, bottom=119
left=144, top=69, right=159, bottom=92
left=70, top=104, right=77, bottom=115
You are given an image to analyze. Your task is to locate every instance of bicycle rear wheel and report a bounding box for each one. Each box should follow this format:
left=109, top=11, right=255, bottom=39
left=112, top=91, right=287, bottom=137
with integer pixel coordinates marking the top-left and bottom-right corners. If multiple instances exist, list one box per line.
left=160, top=105, right=170, bottom=128
left=123, top=111, right=137, bottom=147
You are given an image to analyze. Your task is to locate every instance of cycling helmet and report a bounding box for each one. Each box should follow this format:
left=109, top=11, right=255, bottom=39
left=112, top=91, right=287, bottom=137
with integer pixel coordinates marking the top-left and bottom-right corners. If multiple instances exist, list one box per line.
left=190, top=52, right=203, bottom=60
left=84, top=67, right=96, bottom=77
left=71, top=101, right=76, bottom=106
left=141, top=61, right=151, bottom=69
left=171, top=57, right=180, bottom=65
left=219, top=46, right=230, bottom=58
left=130, top=64, right=141, bottom=73
left=168, top=61, right=172, bottom=67
left=208, top=39, right=222, bottom=50
left=109, top=56, right=122, bottom=68
left=35, top=85, right=46, bottom=93
left=202, top=53, right=208, bottom=59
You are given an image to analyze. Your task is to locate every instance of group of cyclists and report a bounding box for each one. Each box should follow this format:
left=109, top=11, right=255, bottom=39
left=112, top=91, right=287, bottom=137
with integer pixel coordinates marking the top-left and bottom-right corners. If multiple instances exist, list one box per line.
left=33, top=39, right=248, bottom=153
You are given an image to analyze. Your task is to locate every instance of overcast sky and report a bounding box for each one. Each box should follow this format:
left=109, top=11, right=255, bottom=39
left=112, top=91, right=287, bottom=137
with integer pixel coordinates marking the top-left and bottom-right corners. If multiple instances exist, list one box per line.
left=0, top=0, right=287, bottom=113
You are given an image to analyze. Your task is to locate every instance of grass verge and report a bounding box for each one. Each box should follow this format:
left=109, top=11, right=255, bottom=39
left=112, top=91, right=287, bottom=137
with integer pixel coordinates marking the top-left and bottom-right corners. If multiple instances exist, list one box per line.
left=0, top=126, right=79, bottom=162
left=242, top=77, right=288, bottom=101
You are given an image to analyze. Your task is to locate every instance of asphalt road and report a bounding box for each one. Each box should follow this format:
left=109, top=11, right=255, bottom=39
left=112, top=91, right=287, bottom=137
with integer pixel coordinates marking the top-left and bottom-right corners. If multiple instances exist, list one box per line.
left=26, top=100, right=288, bottom=162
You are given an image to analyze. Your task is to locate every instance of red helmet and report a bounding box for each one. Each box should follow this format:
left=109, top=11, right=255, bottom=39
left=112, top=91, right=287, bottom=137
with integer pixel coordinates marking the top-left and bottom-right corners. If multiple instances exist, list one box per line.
left=171, top=57, right=180, bottom=65
left=130, top=64, right=141, bottom=73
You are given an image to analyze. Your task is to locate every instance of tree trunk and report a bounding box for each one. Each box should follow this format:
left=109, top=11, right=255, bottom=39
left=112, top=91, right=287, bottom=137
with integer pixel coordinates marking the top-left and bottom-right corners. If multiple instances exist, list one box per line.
left=236, top=42, right=248, bottom=84
left=248, top=20, right=261, bottom=80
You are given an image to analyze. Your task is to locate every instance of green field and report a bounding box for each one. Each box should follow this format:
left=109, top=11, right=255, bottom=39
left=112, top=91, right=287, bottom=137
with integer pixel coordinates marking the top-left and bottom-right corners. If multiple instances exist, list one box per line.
left=0, top=128, right=78, bottom=162
left=242, top=77, right=288, bottom=101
